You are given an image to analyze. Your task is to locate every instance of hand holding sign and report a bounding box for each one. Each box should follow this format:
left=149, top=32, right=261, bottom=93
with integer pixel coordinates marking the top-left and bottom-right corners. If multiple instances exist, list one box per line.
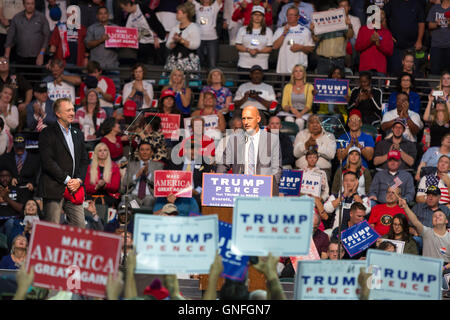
left=253, top=253, right=279, bottom=281
left=14, top=264, right=35, bottom=300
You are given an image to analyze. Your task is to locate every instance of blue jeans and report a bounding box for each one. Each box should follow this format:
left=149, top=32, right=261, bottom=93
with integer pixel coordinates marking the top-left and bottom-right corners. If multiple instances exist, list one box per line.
left=316, top=56, right=345, bottom=75
left=198, top=39, right=219, bottom=69
left=430, top=47, right=450, bottom=75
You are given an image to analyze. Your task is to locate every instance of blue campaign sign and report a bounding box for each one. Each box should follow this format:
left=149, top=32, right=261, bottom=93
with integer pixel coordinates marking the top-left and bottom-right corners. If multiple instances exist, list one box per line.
left=313, top=78, right=349, bottom=104
left=366, top=249, right=443, bottom=300
left=219, top=221, right=249, bottom=281
left=341, top=221, right=380, bottom=257
left=279, top=170, right=303, bottom=196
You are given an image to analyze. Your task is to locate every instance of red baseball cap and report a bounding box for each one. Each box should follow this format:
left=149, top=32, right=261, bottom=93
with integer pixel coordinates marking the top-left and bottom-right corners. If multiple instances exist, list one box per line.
left=348, top=109, right=362, bottom=121
left=387, top=150, right=401, bottom=161
left=160, top=89, right=175, bottom=100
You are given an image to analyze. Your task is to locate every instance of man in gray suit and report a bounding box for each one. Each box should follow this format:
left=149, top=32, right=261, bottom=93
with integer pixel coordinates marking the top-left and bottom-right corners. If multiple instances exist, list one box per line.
left=121, top=141, right=163, bottom=207
left=217, top=106, right=283, bottom=195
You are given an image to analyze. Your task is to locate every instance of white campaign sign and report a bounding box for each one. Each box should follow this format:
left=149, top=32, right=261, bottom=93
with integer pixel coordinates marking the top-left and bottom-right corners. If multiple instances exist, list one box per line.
left=379, top=238, right=405, bottom=254
left=184, top=115, right=221, bottom=140
left=311, top=8, right=347, bottom=35
left=300, top=171, right=322, bottom=197
left=133, top=214, right=218, bottom=274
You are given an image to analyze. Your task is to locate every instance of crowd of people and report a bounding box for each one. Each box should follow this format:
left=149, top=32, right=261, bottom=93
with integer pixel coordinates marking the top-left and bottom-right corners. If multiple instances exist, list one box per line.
left=0, top=0, right=449, bottom=300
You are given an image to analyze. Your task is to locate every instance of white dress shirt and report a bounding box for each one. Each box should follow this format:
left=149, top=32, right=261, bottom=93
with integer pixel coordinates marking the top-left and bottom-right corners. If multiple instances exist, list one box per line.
left=244, top=129, right=260, bottom=175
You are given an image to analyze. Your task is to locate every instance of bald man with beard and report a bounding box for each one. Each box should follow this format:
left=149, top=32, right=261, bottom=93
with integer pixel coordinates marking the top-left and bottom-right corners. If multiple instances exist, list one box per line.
left=217, top=105, right=282, bottom=195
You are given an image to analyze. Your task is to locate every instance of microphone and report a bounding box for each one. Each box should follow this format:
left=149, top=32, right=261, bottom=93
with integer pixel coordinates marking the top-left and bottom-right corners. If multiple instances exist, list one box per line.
left=124, top=131, right=141, bottom=136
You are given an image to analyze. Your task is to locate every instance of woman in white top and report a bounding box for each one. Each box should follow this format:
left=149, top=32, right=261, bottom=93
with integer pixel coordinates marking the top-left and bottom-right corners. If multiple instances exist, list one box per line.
left=0, top=85, right=19, bottom=133
left=122, top=63, right=154, bottom=110
left=0, top=117, right=11, bottom=156
left=165, top=1, right=201, bottom=74
left=235, top=5, right=273, bottom=71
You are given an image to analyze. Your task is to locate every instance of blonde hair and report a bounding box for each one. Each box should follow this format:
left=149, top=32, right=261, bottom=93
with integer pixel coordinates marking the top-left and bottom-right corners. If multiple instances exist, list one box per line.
left=438, top=71, right=450, bottom=91
left=169, top=68, right=186, bottom=88
left=11, top=235, right=27, bottom=256
left=177, top=1, right=195, bottom=21
left=90, top=142, right=112, bottom=185
left=1, top=84, right=15, bottom=115
left=207, top=69, right=225, bottom=86
left=430, top=101, right=450, bottom=124
left=290, top=64, right=307, bottom=84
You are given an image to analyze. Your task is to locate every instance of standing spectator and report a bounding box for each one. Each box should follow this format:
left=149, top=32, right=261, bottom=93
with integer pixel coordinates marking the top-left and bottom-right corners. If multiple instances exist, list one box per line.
left=189, top=0, right=223, bottom=69
left=368, top=150, right=415, bottom=205
left=293, top=114, right=336, bottom=178
left=381, top=213, right=419, bottom=255
left=381, top=91, right=423, bottom=143
left=38, top=98, right=89, bottom=229
left=235, top=5, right=273, bottom=71
left=122, top=63, right=154, bottom=110
left=26, top=82, right=57, bottom=132
left=198, top=68, right=233, bottom=114
left=0, top=84, right=19, bottom=133
left=85, top=6, right=119, bottom=70
left=416, top=133, right=450, bottom=181
left=48, top=5, right=89, bottom=67
left=266, top=115, right=294, bottom=168
left=387, top=73, right=421, bottom=114
left=373, top=118, right=417, bottom=171
left=154, top=0, right=183, bottom=33
left=273, top=6, right=315, bottom=73
left=165, top=2, right=201, bottom=76
left=368, top=186, right=407, bottom=236
left=43, top=0, right=67, bottom=32
left=423, top=96, right=450, bottom=149
left=118, top=0, right=167, bottom=65
left=99, top=117, right=127, bottom=162
left=223, top=0, right=243, bottom=45
left=277, top=0, right=314, bottom=29
left=417, top=155, right=450, bottom=206
left=4, top=0, right=50, bottom=67
left=336, top=109, right=375, bottom=169
left=384, top=0, right=425, bottom=75
left=79, top=60, right=116, bottom=117
left=427, top=0, right=450, bottom=75
left=398, top=50, right=422, bottom=78
left=348, top=71, right=383, bottom=126
left=79, top=0, right=103, bottom=29
left=45, top=58, right=81, bottom=104
left=355, top=9, right=393, bottom=76
left=339, top=0, right=361, bottom=71
left=436, top=71, right=450, bottom=102
left=84, top=142, right=121, bottom=208
left=0, top=0, right=24, bottom=56
left=161, top=69, right=192, bottom=115
left=232, top=0, right=273, bottom=26
left=0, top=235, right=27, bottom=269
left=299, top=149, right=329, bottom=201
left=134, top=116, right=168, bottom=162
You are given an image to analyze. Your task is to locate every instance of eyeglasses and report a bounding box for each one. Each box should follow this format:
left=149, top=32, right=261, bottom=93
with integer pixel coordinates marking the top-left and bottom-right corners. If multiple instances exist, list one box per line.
left=0, top=60, right=8, bottom=65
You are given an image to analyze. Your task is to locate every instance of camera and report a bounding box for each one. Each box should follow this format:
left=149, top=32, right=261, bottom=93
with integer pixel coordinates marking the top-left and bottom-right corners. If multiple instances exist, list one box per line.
left=249, top=90, right=262, bottom=95
left=432, top=90, right=444, bottom=98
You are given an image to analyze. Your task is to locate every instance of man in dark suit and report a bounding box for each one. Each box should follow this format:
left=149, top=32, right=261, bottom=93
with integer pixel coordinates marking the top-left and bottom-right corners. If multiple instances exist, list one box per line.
left=217, top=105, right=282, bottom=195
left=0, top=134, right=40, bottom=203
left=38, top=98, right=89, bottom=228
left=26, top=82, right=57, bottom=131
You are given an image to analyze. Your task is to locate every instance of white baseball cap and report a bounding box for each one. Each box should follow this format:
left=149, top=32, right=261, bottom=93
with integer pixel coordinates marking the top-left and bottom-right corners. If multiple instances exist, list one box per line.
left=252, top=5, right=265, bottom=15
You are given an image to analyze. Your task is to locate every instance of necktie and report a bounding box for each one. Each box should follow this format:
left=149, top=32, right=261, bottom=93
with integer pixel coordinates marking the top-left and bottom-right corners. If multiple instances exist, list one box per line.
left=137, top=162, right=148, bottom=199
left=186, top=162, right=192, bottom=172
left=17, top=156, right=24, bottom=174
left=248, top=137, right=255, bottom=175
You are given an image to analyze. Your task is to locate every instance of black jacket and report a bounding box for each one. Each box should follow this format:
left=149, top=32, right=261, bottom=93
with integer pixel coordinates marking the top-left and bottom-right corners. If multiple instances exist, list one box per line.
left=38, top=122, right=89, bottom=200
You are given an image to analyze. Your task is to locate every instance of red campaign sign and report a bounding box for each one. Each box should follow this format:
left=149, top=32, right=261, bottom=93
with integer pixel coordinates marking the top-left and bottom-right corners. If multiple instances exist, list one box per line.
left=145, top=113, right=181, bottom=141
left=25, top=221, right=122, bottom=298
left=105, top=26, right=139, bottom=49
left=154, top=170, right=193, bottom=198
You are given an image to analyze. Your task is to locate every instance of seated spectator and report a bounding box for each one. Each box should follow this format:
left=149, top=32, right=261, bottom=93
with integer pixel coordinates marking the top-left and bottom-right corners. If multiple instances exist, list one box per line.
left=5, top=199, right=42, bottom=247
left=416, top=133, right=450, bottom=181
left=232, top=0, right=273, bottom=27
left=26, top=82, right=57, bottom=132
left=45, top=58, right=81, bottom=104
left=120, top=141, right=164, bottom=207
left=135, top=116, right=168, bottom=163
left=99, top=117, right=127, bottom=162
left=153, top=192, right=199, bottom=217
left=233, top=65, right=277, bottom=125
left=104, top=204, right=133, bottom=234
left=368, top=186, right=407, bottom=236
left=0, top=234, right=27, bottom=269
left=332, top=146, right=372, bottom=196
left=79, top=60, right=116, bottom=117
left=299, top=149, right=329, bottom=202
left=85, top=142, right=121, bottom=208
left=48, top=5, right=88, bottom=67
left=293, top=114, right=336, bottom=178
left=399, top=197, right=450, bottom=264
left=157, top=89, right=181, bottom=116
left=348, top=72, right=383, bottom=126
left=277, top=0, right=313, bottom=29
left=83, top=199, right=104, bottom=231
left=381, top=213, right=419, bottom=255
left=410, top=185, right=450, bottom=230
left=198, top=69, right=232, bottom=114
left=0, top=168, right=24, bottom=219
left=437, top=71, right=450, bottom=102
left=381, top=91, right=423, bottom=143
left=0, top=117, right=10, bottom=155
left=235, top=5, right=273, bottom=71
left=0, top=84, right=18, bottom=132
left=272, top=6, right=314, bottom=74
left=373, top=118, right=417, bottom=171
left=75, top=89, right=107, bottom=146
left=191, top=91, right=226, bottom=133
left=164, top=2, right=201, bottom=76
left=279, top=64, right=314, bottom=130
left=336, top=109, right=375, bottom=168
left=178, top=116, right=216, bottom=163
left=266, top=116, right=294, bottom=169
left=316, top=66, right=349, bottom=121
left=324, top=240, right=345, bottom=260
left=0, top=134, right=40, bottom=203
left=387, top=73, right=421, bottom=114
left=325, top=171, right=371, bottom=231
left=368, top=150, right=415, bottom=205
left=312, top=212, right=330, bottom=258
left=423, top=96, right=450, bottom=149
left=355, top=9, right=393, bottom=76
left=417, top=155, right=450, bottom=207
left=122, top=63, right=154, bottom=110
left=162, top=69, right=192, bottom=115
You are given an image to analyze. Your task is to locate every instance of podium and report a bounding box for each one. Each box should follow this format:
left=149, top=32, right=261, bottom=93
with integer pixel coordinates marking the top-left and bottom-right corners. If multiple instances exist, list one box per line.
left=198, top=205, right=267, bottom=292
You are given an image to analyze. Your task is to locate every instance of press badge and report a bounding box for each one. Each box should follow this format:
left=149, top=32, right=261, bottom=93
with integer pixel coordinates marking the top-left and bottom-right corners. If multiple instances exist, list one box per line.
left=250, top=38, right=260, bottom=46
left=200, top=17, right=208, bottom=25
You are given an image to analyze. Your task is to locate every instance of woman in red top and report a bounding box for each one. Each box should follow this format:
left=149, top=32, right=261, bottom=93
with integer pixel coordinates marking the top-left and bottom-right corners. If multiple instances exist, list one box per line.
left=100, top=117, right=127, bottom=162
left=85, top=142, right=121, bottom=207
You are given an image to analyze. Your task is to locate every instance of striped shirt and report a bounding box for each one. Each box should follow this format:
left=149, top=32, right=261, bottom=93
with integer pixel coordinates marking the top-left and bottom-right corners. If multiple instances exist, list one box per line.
left=417, top=173, right=450, bottom=205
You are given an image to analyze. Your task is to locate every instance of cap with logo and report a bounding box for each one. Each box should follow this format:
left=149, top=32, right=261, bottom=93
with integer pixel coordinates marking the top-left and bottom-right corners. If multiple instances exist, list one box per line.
left=13, top=134, right=26, bottom=149
left=251, top=5, right=265, bottom=15
left=387, top=150, right=401, bottom=161
left=426, top=185, right=441, bottom=196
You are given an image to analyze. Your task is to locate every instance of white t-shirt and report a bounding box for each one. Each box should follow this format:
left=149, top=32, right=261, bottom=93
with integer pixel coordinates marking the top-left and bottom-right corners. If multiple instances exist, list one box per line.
left=193, top=1, right=221, bottom=41
left=126, top=5, right=164, bottom=44
left=381, top=109, right=423, bottom=142
left=122, top=80, right=154, bottom=109
left=166, top=22, right=201, bottom=50
left=273, top=24, right=314, bottom=73
left=235, top=26, right=273, bottom=70
left=47, top=81, right=76, bottom=104
left=234, top=82, right=276, bottom=111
